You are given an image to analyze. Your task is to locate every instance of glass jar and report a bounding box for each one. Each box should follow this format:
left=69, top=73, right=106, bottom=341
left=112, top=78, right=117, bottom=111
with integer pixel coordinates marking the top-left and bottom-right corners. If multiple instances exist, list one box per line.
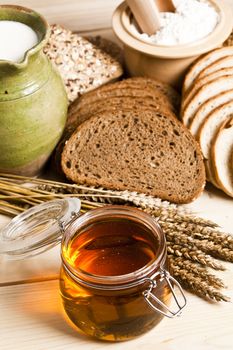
left=60, top=205, right=186, bottom=341
left=0, top=199, right=186, bottom=342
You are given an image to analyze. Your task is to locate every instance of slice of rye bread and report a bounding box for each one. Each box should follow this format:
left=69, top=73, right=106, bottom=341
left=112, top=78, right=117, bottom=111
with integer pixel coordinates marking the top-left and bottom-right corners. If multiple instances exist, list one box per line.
left=61, top=109, right=205, bottom=204
left=189, top=90, right=233, bottom=137
left=101, top=77, right=181, bottom=110
left=182, top=75, right=233, bottom=127
left=182, top=47, right=233, bottom=95
left=54, top=102, right=176, bottom=174
left=68, top=96, right=176, bottom=130
left=211, top=117, right=233, bottom=196
left=67, top=86, right=175, bottom=127
left=72, top=78, right=178, bottom=111
left=181, top=68, right=233, bottom=114
left=78, top=77, right=180, bottom=109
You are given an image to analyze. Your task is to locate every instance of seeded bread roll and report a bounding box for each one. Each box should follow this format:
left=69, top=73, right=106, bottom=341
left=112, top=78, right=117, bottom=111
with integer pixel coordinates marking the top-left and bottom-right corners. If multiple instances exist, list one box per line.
left=211, top=117, right=233, bottom=197
left=182, top=47, right=233, bottom=95
left=189, top=90, right=233, bottom=137
left=182, top=76, right=233, bottom=127
left=61, top=109, right=205, bottom=204
left=44, top=24, right=123, bottom=103
left=85, top=35, right=123, bottom=64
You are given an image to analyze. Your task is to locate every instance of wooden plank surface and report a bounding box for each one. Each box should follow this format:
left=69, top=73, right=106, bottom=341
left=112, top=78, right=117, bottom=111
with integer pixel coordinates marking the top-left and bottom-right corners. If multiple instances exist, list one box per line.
left=2, top=0, right=122, bottom=31
left=0, top=278, right=233, bottom=350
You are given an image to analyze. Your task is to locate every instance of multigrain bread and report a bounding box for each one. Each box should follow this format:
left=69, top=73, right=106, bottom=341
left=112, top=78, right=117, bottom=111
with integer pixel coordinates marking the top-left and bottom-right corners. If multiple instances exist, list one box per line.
left=183, top=47, right=233, bottom=95
left=85, top=35, right=123, bottom=63
left=189, top=90, right=233, bottom=137
left=182, top=68, right=233, bottom=113
left=211, top=117, right=233, bottom=197
left=182, top=76, right=233, bottom=127
left=44, top=24, right=123, bottom=102
left=61, top=109, right=205, bottom=204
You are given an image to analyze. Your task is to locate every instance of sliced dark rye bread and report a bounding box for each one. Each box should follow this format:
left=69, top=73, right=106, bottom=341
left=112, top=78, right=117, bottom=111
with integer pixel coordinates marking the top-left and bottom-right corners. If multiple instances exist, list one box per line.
left=67, top=86, right=174, bottom=127
left=68, top=96, right=176, bottom=131
left=97, top=77, right=181, bottom=110
left=54, top=102, right=176, bottom=174
left=69, top=77, right=180, bottom=111
left=61, top=109, right=205, bottom=204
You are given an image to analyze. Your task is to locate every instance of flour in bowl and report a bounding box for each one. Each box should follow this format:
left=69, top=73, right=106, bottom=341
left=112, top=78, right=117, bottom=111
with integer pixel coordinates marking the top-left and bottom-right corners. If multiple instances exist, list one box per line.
left=136, top=0, right=219, bottom=46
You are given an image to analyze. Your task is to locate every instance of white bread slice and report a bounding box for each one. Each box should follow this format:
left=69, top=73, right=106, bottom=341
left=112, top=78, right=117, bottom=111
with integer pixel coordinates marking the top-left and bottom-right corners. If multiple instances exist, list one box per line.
left=198, top=101, right=233, bottom=160
left=211, top=117, right=233, bottom=197
left=183, top=47, right=233, bottom=95
left=204, top=158, right=220, bottom=188
left=199, top=102, right=233, bottom=188
left=182, top=68, right=233, bottom=114
left=182, top=76, right=233, bottom=127
left=231, top=151, right=233, bottom=176
left=198, top=56, right=233, bottom=80
left=189, top=90, right=233, bottom=137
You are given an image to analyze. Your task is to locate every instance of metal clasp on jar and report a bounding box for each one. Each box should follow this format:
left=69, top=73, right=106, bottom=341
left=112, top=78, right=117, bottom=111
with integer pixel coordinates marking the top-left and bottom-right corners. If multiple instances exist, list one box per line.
left=142, top=268, right=187, bottom=318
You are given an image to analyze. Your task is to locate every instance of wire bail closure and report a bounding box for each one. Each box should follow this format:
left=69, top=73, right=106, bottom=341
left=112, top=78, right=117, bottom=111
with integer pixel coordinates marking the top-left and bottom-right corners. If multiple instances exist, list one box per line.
left=58, top=210, right=82, bottom=234
left=143, top=268, right=187, bottom=318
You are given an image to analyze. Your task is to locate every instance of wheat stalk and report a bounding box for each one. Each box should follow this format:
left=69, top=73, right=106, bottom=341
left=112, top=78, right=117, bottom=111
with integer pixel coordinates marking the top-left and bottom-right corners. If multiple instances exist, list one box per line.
left=0, top=173, right=218, bottom=228
left=170, top=267, right=230, bottom=302
left=169, top=256, right=225, bottom=289
left=167, top=243, right=224, bottom=270
left=165, top=230, right=233, bottom=262
left=0, top=173, right=232, bottom=302
left=160, top=221, right=233, bottom=250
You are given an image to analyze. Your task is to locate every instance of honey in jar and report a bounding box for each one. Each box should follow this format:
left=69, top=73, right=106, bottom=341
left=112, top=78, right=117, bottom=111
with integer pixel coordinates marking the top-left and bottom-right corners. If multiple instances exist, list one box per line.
left=60, top=205, right=186, bottom=341
left=0, top=199, right=186, bottom=342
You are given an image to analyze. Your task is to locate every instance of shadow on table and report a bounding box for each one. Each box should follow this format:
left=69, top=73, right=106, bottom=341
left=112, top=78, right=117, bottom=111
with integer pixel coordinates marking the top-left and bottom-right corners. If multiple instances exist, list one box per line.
left=15, top=279, right=97, bottom=343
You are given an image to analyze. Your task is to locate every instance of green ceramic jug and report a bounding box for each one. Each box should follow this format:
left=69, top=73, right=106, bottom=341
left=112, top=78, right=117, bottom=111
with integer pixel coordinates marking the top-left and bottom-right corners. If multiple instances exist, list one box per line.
left=0, top=5, right=68, bottom=176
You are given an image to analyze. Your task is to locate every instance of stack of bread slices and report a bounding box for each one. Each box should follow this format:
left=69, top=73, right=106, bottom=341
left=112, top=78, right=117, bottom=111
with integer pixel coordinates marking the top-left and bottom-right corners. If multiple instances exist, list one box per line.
left=57, top=77, right=206, bottom=204
left=181, top=47, right=233, bottom=197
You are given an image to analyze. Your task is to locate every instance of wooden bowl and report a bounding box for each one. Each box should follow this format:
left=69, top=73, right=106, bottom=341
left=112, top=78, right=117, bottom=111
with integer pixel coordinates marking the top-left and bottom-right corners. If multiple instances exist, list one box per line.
left=112, top=1, right=233, bottom=88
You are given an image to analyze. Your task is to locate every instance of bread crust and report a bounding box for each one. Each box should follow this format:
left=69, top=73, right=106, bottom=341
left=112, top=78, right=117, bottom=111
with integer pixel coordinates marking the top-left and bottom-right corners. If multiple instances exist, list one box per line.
left=182, top=75, right=233, bottom=127
left=183, top=47, right=233, bottom=96
left=211, top=117, right=233, bottom=197
left=61, top=109, right=205, bottom=204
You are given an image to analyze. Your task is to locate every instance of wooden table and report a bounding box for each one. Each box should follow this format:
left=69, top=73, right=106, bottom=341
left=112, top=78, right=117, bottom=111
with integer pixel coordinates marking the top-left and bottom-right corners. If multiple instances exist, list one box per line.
left=1, top=1, right=233, bottom=349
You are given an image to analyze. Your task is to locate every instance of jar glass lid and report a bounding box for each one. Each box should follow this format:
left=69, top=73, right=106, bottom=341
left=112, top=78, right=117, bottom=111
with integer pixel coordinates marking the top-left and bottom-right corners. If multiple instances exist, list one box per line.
left=0, top=198, right=81, bottom=260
